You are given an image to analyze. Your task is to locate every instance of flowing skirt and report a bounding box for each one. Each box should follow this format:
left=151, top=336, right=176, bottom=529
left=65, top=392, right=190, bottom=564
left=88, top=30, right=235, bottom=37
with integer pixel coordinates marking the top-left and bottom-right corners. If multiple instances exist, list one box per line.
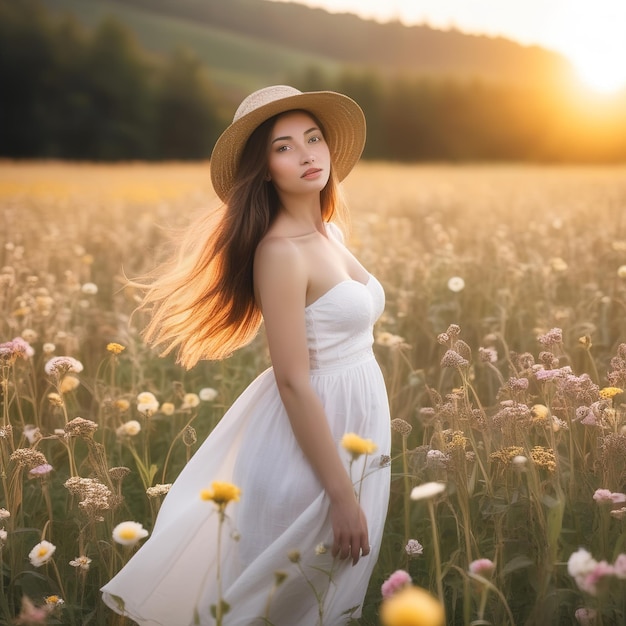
left=102, top=356, right=390, bottom=625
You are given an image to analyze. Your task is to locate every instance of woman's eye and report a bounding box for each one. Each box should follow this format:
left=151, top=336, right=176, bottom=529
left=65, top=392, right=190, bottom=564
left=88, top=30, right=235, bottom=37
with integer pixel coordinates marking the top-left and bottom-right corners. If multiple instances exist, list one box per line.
left=309, top=136, right=321, bottom=143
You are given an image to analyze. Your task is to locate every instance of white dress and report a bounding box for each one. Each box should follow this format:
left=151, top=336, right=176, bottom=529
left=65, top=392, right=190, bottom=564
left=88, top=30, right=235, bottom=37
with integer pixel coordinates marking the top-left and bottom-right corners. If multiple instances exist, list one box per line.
left=101, top=271, right=391, bottom=626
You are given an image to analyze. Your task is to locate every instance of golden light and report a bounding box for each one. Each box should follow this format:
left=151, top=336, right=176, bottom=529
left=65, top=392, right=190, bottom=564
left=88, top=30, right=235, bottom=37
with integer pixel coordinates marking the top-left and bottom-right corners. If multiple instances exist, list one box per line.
left=569, top=49, right=626, bottom=95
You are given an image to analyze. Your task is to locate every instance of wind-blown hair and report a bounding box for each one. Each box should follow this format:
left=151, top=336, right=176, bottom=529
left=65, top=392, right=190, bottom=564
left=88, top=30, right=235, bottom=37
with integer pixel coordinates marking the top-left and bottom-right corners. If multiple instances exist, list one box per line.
left=137, top=111, right=347, bottom=369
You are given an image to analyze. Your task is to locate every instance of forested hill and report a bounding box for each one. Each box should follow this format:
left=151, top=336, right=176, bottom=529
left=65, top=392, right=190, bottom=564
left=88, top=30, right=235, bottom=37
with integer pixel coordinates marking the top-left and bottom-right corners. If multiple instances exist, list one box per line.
left=44, top=0, right=573, bottom=90
left=5, top=0, right=626, bottom=162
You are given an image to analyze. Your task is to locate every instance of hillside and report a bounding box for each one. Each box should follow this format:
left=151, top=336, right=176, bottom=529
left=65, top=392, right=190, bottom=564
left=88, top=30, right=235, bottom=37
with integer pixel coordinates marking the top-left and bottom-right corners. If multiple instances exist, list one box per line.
left=42, top=0, right=575, bottom=98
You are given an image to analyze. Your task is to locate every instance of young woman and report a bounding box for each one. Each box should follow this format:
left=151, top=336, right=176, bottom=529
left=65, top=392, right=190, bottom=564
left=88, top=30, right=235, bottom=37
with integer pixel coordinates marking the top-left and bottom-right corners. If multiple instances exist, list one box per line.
left=101, top=85, right=391, bottom=625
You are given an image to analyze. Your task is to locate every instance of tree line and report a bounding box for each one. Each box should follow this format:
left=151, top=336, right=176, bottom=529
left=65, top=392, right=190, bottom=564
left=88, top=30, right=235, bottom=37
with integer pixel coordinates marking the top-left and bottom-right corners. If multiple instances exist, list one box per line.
left=1, top=0, right=625, bottom=162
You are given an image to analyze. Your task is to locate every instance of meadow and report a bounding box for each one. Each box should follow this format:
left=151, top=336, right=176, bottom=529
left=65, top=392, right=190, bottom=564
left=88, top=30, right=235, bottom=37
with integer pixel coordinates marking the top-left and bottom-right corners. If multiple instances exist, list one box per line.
left=1, top=161, right=626, bottom=625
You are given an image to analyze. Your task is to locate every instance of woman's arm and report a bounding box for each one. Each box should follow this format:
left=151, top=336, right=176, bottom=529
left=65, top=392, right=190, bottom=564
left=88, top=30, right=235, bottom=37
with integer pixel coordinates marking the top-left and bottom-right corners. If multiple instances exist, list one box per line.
left=254, top=237, right=370, bottom=565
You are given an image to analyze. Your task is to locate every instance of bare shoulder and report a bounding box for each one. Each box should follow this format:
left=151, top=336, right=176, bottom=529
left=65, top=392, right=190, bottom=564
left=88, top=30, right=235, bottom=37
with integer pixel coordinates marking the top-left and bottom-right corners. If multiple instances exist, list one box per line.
left=255, top=234, right=304, bottom=272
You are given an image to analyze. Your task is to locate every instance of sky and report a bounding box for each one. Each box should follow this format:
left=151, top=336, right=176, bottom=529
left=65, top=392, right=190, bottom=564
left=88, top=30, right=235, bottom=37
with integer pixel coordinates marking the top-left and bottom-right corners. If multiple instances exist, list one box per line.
left=270, top=0, right=626, bottom=94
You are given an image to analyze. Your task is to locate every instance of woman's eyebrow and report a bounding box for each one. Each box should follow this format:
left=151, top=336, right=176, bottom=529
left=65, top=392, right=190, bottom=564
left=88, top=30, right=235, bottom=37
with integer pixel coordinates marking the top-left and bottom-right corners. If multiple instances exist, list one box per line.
left=271, top=127, right=320, bottom=144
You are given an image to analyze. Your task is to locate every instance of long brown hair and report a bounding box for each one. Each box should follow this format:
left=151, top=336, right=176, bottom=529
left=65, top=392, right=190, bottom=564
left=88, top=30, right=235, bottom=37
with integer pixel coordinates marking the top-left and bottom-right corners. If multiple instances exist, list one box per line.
left=138, top=111, right=347, bottom=369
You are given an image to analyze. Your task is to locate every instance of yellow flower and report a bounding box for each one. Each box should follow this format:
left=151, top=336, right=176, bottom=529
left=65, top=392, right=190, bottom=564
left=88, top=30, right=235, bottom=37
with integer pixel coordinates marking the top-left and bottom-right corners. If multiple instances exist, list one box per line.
left=530, top=404, right=550, bottom=423
left=200, top=481, right=241, bottom=508
left=380, top=585, right=445, bottom=626
left=341, top=433, right=377, bottom=458
left=107, top=342, right=125, bottom=355
left=599, top=387, right=623, bottom=400
left=59, top=375, right=80, bottom=394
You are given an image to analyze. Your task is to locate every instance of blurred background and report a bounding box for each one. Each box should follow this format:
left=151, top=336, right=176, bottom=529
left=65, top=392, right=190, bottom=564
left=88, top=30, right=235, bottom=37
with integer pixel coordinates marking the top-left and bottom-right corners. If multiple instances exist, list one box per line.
left=1, top=0, right=625, bottom=163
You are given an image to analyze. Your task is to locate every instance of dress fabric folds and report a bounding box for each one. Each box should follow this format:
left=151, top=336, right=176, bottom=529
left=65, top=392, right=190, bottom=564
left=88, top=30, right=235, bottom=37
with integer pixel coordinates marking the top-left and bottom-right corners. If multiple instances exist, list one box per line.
left=101, top=273, right=391, bottom=626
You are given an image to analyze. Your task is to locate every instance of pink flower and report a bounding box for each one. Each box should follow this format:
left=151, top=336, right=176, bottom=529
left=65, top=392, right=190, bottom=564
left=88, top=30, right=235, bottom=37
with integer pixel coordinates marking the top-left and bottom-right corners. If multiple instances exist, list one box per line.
left=381, top=569, right=412, bottom=599
left=577, top=561, right=614, bottom=596
left=575, top=607, right=597, bottom=626
left=29, top=464, right=53, bottom=478
left=593, top=488, right=626, bottom=505
left=593, top=489, right=614, bottom=503
left=613, top=554, right=626, bottom=579
left=469, top=558, right=496, bottom=577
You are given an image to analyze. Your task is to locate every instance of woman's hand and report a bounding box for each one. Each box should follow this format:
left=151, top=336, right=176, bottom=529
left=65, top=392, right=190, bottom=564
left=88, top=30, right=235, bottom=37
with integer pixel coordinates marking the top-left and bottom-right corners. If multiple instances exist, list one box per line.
left=330, top=494, right=370, bottom=566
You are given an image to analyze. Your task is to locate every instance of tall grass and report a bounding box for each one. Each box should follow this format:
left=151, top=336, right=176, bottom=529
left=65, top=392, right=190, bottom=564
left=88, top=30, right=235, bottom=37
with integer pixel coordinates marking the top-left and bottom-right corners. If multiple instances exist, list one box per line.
left=1, top=162, right=625, bottom=625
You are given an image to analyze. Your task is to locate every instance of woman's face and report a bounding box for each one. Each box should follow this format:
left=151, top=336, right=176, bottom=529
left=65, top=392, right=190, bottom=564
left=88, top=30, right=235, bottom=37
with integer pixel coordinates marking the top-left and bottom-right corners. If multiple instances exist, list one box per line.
left=266, top=111, right=331, bottom=198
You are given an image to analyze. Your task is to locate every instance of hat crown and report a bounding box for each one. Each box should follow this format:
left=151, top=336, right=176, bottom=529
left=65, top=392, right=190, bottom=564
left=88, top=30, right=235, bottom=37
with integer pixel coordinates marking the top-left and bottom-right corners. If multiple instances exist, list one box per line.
left=233, top=85, right=303, bottom=122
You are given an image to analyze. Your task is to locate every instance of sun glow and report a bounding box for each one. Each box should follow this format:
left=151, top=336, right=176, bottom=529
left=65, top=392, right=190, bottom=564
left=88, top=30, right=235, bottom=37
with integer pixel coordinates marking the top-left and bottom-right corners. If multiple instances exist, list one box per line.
left=271, top=0, right=626, bottom=96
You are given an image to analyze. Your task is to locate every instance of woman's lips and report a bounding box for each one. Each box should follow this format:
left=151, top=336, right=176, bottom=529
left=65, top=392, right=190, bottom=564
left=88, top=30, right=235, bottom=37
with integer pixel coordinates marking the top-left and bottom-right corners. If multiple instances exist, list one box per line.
left=301, top=168, right=322, bottom=179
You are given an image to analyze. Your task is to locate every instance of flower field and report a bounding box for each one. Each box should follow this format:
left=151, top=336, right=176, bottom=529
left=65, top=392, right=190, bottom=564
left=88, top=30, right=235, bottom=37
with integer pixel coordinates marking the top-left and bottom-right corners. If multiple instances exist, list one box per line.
left=1, top=161, right=626, bottom=625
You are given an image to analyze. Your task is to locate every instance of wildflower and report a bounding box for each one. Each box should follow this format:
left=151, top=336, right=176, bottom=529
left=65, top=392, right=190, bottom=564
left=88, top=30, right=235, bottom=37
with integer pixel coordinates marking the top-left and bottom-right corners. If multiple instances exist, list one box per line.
left=199, top=387, right=218, bottom=401
left=69, top=555, right=92, bottom=571
left=0, top=508, right=9, bottom=519
left=469, top=558, right=495, bottom=577
left=146, top=484, right=172, bottom=498
left=112, top=521, right=149, bottom=546
left=410, top=482, right=446, bottom=501
left=28, top=540, right=56, bottom=567
left=376, top=331, right=406, bottom=348
left=537, top=328, right=562, bottom=346
left=136, top=391, right=159, bottom=415
left=574, top=608, right=597, bottom=626
left=440, top=349, right=469, bottom=369
left=530, top=446, right=557, bottom=472
left=14, top=596, right=51, bottom=625
left=116, top=420, right=141, bottom=437
left=391, top=418, right=412, bottom=437
left=617, top=265, right=626, bottom=279
left=47, top=392, right=63, bottom=407
left=610, top=507, right=626, bottom=520
left=341, top=433, right=377, bottom=458
left=491, top=446, right=525, bottom=464
left=29, top=464, right=53, bottom=478
left=405, top=539, right=424, bottom=558
left=201, top=481, right=241, bottom=506
left=0, top=529, right=7, bottom=545
left=315, top=543, right=327, bottom=555
left=65, top=417, right=98, bottom=438
left=0, top=337, right=32, bottom=364
left=426, top=449, right=449, bottom=470
left=107, top=342, right=125, bottom=354
left=382, top=570, right=412, bottom=599
left=108, top=466, right=131, bottom=482
left=81, top=282, right=98, bottom=295
left=593, top=488, right=626, bottom=505
left=181, top=393, right=200, bottom=409
left=568, top=548, right=598, bottom=589
left=530, top=404, right=550, bottom=422
left=160, top=402, right=175, bottom=416
left=45, top=356, right=83, bottom=378
left=599, top=386, right=622, bottom=400
left=44, top=595, right=64, bottom=607
left=512, top=455, right=528, bottom=470
left=447, top=276, right=465, bottom=292
left=42, top=342, right=55, bottom=354
left=478, top=346, right=497, bottom=363
left=614, top=554, right=626, bottom=579
left=287, top=550, right=301, bottom=563
left=380, top=585, right=445, bottom=626
left=64, top=477, right=112, bottom=519
left=10, top=448, right=48, bottom=470
left=114, top=398, right=130, bottom=413
left=23, top=425, right=42, bottom=444
left=59, top=374, right=80, bottom=393
left=446, top=324, right=461, bottom=336
left=577, top=561, right=615, bottom=596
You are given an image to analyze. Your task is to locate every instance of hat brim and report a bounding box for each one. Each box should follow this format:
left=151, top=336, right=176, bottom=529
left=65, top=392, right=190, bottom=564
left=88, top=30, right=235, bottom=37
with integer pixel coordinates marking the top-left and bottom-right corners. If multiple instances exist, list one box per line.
left=210, top=90, right=365, bottom=202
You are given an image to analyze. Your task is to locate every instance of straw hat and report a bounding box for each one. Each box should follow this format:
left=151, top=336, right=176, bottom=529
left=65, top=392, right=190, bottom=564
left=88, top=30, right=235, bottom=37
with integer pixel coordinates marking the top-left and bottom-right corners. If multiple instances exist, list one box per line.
left=210, top=85, right=366, bottom=202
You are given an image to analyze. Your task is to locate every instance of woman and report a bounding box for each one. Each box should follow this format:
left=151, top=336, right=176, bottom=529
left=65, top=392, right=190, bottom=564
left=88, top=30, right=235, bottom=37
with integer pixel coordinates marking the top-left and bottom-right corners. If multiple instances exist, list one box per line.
left=101, top=85, right=391, bottom=625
